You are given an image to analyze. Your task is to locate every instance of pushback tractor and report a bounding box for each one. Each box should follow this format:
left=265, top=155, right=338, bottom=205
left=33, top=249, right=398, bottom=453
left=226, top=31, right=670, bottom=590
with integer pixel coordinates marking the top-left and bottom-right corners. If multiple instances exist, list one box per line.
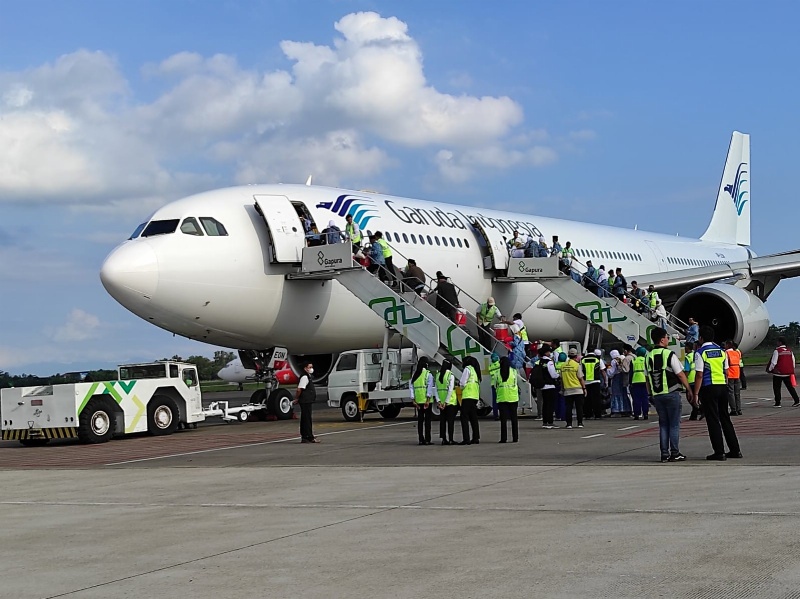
left=1, top=358, right=292, bottom=447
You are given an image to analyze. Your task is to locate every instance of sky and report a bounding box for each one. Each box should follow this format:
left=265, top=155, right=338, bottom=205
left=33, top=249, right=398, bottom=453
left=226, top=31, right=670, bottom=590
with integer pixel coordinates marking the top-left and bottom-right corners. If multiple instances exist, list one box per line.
left=2, top=0, right=799, bottom=375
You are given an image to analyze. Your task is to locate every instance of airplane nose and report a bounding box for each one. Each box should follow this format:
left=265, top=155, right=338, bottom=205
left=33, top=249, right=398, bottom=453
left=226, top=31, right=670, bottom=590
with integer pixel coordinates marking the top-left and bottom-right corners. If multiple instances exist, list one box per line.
left=100, top=241, right=159, bottom=301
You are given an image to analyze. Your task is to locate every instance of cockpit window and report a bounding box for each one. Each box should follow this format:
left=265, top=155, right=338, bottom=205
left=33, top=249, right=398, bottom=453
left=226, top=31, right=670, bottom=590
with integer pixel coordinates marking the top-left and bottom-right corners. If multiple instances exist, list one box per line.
left=129, top=222, right=147, bottom=240
left=200, top=217, right=228, bottom=236
left=180, top=217, right=204, bottom=236
left=141, top=219, right=179, bottom=237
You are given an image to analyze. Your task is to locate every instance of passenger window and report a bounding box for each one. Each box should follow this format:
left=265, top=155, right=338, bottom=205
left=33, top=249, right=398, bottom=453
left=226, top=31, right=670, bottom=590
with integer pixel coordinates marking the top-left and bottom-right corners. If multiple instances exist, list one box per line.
left=200, top=217, right=228, bottom=236
left=435, top=236, right=440, bottom=246
left=442, top=237, right=448, bottom=247
left=336, top=354, right=358, bottom=371
left=411, top=234, right=417, bottom=244
left=420, top=235, right=426, bottom=245
left=427, top=235, right=433, bottom=245
left=129, top=222, right=147, bottom=239
left=457, top=239, right=462, bottom=247
left=169, top=365, right=179, bottom=378
left=402, top=233, right=409, bottom=243
left=180, top=217, right=204, bottom=236
left=450, top=237, right=455, bottom=246
left=142, top=219, right=179, bottom=237
left=464, top=239, right=470, bottom=248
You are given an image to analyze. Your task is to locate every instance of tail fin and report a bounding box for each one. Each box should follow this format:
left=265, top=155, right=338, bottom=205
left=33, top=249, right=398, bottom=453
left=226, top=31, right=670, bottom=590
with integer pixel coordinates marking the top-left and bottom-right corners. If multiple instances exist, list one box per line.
left=700, top=131, right=750, bottom=246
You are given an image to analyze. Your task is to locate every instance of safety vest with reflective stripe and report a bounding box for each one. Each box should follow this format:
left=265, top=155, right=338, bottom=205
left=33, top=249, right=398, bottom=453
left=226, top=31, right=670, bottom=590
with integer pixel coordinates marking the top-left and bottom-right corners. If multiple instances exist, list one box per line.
left=726, top=349, right=742, bottom=379
left=648, top=291, right=659, bottom=309
left=581, top=356, right=600, bottom=382
left=631, top=356, right=647, bottom=384
left=517, top=323, right=529, bottom=342
left=700, top=345, right=727, bottom=386
left=489, top=361, right=501, bottom=387
left=346, top=222, right=362, bottom=244
left=436, top=371, right=456, bottom=405
left=478, top=304, right=499, bottom=326
left=560, top=359, right=581, bottom=391
left=685, top=351, right=696, bottom=384
left=496, top=371, right=519, bottom=403
left=376, top=237, right=392, bottom=258
left=646, top=348, right=680, bottom=395
left=462, top=366, right=480, bottom=399
left=412, top=369, right=430, bottom=404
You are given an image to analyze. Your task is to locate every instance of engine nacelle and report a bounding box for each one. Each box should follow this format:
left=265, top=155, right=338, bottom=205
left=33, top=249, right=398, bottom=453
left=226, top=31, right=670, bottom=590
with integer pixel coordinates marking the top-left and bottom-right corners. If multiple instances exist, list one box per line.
left=672, top=283, right=769, bottom=353
left=287, top=353, right=338, bottom=384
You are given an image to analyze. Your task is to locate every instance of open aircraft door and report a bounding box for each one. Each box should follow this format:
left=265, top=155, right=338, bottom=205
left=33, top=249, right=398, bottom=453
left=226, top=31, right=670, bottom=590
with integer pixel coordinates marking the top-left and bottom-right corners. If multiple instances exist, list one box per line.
left=254, top=195, right=305, bottom=263
left=471, top=221, right=510, bottom=271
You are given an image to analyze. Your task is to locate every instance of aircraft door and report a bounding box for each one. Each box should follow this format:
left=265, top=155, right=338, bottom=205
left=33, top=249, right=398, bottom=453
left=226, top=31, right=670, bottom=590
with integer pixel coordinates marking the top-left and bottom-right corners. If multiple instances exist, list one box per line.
left=644, top=241, right=667, bottom=273
left=254, top=195, right=305, bottom=263
left=471, top=221, right=509, bottom=271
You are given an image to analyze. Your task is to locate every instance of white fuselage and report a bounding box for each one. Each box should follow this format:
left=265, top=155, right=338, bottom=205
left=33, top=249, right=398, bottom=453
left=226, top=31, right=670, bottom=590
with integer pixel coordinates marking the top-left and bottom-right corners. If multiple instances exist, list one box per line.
left=100, top=184, right=750, bottom=354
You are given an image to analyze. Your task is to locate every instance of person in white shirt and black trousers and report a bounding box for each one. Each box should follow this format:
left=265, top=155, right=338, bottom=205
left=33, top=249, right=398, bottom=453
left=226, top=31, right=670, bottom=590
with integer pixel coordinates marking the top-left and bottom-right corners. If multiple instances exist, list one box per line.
left=293, top=362, right=319, bottom=443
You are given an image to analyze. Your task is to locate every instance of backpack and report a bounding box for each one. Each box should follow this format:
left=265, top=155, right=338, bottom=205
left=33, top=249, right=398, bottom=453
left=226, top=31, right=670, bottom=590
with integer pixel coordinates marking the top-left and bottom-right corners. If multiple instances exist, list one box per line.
left=529, top=362, right=546, bottom=389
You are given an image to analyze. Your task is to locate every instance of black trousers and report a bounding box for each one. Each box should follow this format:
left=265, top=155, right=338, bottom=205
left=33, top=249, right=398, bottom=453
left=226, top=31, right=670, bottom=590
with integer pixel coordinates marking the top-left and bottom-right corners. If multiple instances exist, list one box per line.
left=772, top=376, right=799, bottom=405
left=384, top=257, right=396, bottom=284
left=564, top=393, right=584, bottom=427
left=299, top=402, right=314, bottom=440
left=460, top=398, right=480, bottom=443
left=699, top=385, right=740, bottom=455
left=498, top=401, right=519, bottom=442
left=585, top=383, right=603, bottom=418
left=417, top=404, right=432, bottom=442
left=541, top=387, right=557, bottom=426
left=439, top=405, right=458, bottom=442
left=478, top=325, right=494, bottom=349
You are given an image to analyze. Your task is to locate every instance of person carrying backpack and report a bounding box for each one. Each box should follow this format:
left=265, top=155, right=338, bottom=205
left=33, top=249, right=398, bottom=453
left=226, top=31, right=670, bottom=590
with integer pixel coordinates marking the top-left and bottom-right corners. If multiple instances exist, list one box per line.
left=531, top=345, right=559, bottom=429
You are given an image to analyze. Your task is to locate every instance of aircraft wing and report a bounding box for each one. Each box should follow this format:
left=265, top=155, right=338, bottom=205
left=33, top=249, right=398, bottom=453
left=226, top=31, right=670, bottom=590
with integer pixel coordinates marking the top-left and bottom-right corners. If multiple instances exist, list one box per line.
left=633, top=249, right=800, bottom=303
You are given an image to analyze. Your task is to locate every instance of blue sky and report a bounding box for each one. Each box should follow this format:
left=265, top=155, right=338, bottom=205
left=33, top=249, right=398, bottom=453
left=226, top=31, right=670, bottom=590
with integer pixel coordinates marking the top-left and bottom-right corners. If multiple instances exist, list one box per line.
left=2, top=0, right=799, bottom=374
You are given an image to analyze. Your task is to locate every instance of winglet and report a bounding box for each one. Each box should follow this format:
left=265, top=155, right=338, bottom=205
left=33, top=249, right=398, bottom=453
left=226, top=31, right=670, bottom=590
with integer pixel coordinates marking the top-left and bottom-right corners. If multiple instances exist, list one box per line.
left=305, top=175, right=313, bottom=186
left=700, top=131, right=750, bottom=246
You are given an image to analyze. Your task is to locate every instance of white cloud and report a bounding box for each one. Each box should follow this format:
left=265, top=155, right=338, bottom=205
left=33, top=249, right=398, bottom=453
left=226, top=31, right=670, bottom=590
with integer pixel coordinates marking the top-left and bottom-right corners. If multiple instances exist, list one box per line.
left=0, top=12, right=573, bottom=204
left=52, top=309, right=102, bottom=342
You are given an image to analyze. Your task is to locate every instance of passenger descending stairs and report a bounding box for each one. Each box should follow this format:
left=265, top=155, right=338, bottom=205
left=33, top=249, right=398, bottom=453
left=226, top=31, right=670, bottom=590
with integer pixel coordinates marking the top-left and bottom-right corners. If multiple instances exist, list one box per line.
left=286, top=245, right=531, bottom=405
left=496, top=257, right=684, bottom=353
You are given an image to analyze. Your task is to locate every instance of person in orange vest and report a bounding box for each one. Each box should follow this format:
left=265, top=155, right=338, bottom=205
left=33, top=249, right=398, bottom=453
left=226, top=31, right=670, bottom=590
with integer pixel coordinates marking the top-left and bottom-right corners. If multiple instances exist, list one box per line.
left=767, top=336, right=799, bottom=407
left=725, top=340, right=743, bottom=416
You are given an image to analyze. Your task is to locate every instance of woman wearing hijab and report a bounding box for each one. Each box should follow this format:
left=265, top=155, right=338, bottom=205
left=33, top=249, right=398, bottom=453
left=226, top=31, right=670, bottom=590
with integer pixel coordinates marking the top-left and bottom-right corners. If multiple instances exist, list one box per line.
left=459, top=356, right=482, bottom=445
left=608, top=349, right=626, bottom=416
left=436, top=360, right=458, bottom=445
left=496, top=356, right=520, bottom=443
left=409, top=357, right=434, bottom=445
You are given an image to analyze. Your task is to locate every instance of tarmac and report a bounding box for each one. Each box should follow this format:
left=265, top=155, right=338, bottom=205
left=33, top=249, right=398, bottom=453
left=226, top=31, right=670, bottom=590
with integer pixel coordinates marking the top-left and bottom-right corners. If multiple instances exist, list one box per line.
left=2, top=371, right=800, bottom=598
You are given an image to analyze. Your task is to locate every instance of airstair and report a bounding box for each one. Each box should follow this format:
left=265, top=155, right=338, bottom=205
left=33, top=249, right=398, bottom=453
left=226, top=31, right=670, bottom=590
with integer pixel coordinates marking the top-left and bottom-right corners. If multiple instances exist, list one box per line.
left=286, top=243, right=532, bottom=408
left=495, top=257, right=685, bottom=352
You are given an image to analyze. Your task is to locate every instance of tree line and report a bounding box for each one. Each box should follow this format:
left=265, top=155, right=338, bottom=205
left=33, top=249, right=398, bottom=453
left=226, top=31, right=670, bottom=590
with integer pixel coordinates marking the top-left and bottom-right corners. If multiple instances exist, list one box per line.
left=0, top=351, right=236, bottom=389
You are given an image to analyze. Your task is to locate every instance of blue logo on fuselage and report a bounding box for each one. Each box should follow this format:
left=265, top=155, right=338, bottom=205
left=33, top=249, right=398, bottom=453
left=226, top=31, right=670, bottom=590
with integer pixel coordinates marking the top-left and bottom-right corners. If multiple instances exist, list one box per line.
left=316, top=194, right=379, bottom=230
left=724, top=162, right=749, bottom=216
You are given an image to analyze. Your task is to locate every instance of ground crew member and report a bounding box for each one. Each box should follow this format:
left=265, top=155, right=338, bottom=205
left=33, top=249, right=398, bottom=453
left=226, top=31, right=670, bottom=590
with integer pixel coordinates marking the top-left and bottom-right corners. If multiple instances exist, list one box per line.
left=767, top=336, right=799, bottom=407
left=459, top=356, right=482, bottom=444
left=505, top=313, right=530, bottom=356
left=436, top=360, right=457, bottom=445
left=630, top=347, right=650, bottom=420
left=694, top=326, right=742, bottom=460
left=373, top=231, right=396, bottom=286
left=561, top=348, right=586, bottom=429
left=685, top=342, right=702, bottom=420
left=647, top=328, right=693, bottom=462
left=293, top=362, right=319, bottom=443
left=409, top=357, right=434, bottom=445
left=648, top=285, right=660, bottom=312
left=476, top=297, right=502, bottom=349
left=581, top=349, right=607, bottom=419
left=489, top=353, right=501, bottom=420
left=535, top=345, right=560, bottom=428
left=496, top=357, right=519, bottom=443
left=725, top=340, right=743, bottom=416
left=345, top=213, right=361, bottom=245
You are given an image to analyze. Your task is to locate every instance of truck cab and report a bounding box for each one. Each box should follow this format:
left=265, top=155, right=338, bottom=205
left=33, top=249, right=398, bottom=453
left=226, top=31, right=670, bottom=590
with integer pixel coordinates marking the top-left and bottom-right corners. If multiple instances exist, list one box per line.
left=117, top=361, right=203, bottom=418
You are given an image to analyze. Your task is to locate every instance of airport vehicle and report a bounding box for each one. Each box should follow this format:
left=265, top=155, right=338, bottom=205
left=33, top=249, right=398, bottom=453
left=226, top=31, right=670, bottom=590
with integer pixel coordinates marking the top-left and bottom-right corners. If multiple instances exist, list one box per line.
left=218, top=356, right=298, bottom=386
left=0, top=360, right=292, bottom=446
left=101, top=132, right=798, bottom=383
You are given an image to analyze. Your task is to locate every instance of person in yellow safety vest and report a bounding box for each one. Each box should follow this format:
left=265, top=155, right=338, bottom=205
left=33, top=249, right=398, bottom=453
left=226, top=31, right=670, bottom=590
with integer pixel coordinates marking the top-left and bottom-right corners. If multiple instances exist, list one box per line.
left=458, top=356, right=482, bottom=445
left=647, top=285, right=660, bottom=311
left=561, top=348, right=587, bottom=429
left=477, top=297, right=502, bottom=349
left=684, top=342, right=702, bottom=421
left=409, top=357, right=435, bottom=445
left=489, top=353, right=501, bottom=420
left=505, top=312, right=530, bottom=356
left=693, top=326, right=742, bottom=461
left=436, top=360, right=458, bottom=445
left=373, top=231, right=396, bottom=286
left=647, top=327, right=694, bottom=462
left=630, top=347, right=650, bottom=420
left=344, top=214, right=362, bottom=253
left=581, top=349, right=607, bottom=420
left=495, top=356, right=520, bottom=443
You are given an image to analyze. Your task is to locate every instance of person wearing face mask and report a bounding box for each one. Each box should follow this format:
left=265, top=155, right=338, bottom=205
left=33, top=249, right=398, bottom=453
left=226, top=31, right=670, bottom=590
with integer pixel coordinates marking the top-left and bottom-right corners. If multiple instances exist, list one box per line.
left=293, top=362, right=319, bottom=443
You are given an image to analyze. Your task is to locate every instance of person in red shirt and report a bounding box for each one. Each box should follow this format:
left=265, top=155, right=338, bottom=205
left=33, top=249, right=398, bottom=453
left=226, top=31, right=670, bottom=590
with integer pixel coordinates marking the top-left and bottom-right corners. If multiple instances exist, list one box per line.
left=767, top=337, right=799, bottom=407
left=725, top=341, right=743, bottom=416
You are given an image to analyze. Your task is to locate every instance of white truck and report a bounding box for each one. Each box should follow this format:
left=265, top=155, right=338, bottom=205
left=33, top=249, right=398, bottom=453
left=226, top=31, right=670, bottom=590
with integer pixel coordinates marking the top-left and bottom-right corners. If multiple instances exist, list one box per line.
left=1, top=360, right=295, bottom=446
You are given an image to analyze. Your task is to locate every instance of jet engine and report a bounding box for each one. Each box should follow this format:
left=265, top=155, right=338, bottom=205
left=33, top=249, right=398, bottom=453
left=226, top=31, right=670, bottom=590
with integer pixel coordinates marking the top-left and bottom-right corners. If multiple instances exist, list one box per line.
left=287, top=353, right=338, bottom=385
left=672, top=283, right=769, bottom=352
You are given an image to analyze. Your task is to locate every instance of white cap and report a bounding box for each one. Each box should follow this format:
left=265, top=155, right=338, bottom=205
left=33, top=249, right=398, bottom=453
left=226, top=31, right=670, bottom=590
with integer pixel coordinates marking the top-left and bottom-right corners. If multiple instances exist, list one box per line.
left=609, top=349, right=620, bottom=359
left=594, top=349, right=602, bottom=357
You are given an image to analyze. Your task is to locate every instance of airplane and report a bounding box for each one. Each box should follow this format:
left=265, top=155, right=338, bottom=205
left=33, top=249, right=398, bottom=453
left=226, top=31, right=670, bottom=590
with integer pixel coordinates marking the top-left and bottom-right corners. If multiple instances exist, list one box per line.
left=217, top=357, right=298, bottom=386
left=100, top=131, right=800, bottom=380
